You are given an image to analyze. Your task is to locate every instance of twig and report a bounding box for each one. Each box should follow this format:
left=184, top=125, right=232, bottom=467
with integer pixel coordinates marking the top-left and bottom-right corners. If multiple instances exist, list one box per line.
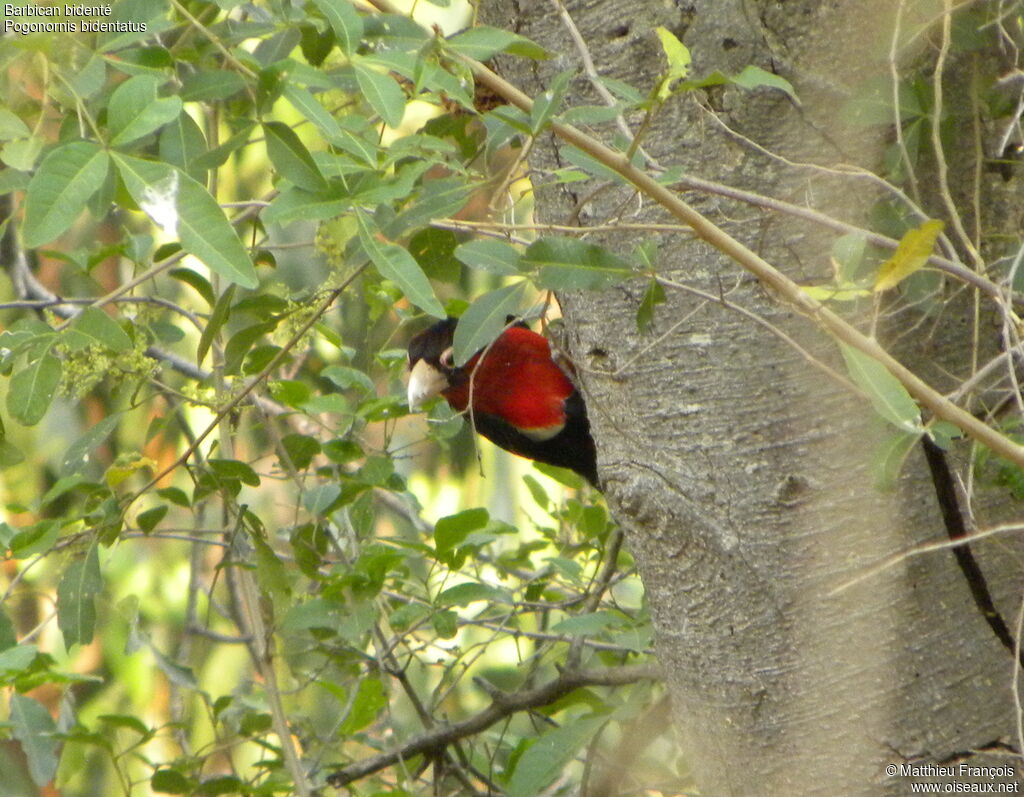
left=889, top=0, right=923, bottom=204
left=432, top=39, right=1024, bottom=467
left=652, top=275, right=861, bottom=396
left=830, top=520, right=1024, bottom=596
left=127, top=266, right=366, bottom=507
left=325, top=663, right=660, bottom=788
left=930, top=0, right=984, bottom=269
left=547, top=0, right=661, bottom=170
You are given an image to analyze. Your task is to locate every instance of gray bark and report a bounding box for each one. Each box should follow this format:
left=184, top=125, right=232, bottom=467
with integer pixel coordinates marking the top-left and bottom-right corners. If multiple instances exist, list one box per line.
left=485, top=0, right=1024, bottom=794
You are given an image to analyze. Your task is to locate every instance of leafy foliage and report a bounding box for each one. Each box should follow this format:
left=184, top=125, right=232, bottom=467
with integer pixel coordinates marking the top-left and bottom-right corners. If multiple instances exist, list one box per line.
left=0, top=1, right=677, bottom=795
left=2, top=0, right=1020, bottom=792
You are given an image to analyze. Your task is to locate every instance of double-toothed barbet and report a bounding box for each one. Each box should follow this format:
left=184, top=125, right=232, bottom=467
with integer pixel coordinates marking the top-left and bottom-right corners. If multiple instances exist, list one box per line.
left=407, top=317, right=599, bottom=487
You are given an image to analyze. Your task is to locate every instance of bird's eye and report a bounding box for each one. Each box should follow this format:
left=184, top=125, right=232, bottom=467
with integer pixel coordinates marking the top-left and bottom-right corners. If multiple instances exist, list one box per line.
left=439, top=347, right=454, bottom=369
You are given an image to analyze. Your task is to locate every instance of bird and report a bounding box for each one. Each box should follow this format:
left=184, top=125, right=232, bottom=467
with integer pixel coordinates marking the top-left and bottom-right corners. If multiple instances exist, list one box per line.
left=406, top=316, right=600, bottom=487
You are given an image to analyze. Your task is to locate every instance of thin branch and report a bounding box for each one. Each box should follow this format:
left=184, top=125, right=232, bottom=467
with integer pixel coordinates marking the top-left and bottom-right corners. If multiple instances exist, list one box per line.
left=830, top=520, right=1024, bottom=596
left=930, top=0, right=984, bottom=269
left=889, top=0, right=923, bottom=204
left=127, top=267, right=366, bottom=507
left=547, top=0, right=661, bottom=170
left=427, top=36, right=1024, bottom=467
left=652, top=275, right=861, bottom=396
left=325, top=663, right=661, bottom=788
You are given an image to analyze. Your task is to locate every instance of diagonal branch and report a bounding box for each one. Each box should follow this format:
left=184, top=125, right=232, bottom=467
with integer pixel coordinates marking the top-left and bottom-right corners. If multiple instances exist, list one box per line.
left=325, top=662, right=661, bottom=788
left=368, top=0, right=1024, bottom=468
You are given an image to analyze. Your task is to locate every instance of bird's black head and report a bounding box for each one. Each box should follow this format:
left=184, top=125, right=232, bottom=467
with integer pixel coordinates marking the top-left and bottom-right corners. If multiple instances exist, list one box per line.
left=407, top=317, right=458, bottom=409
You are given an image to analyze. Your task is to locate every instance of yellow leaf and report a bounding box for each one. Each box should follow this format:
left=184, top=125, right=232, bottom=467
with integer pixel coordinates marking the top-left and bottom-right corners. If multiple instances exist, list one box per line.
left=873, top=219, right=944, bottom=292
left=655, top=27, right=691, bottom=99
left=105, top=456, right=157, bottom=488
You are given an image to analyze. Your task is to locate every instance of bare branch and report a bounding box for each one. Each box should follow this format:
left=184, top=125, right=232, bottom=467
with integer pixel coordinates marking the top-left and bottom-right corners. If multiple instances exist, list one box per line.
left=325, top=663, right=661, bottom=788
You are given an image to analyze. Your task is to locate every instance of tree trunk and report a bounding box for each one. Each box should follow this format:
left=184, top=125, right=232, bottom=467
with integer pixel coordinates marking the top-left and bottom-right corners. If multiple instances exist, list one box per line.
left=485, top=0, right=1024, bottom=793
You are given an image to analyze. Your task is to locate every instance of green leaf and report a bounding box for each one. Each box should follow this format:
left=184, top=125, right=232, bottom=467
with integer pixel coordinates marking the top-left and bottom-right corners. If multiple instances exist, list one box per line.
left=1, top=136, right=43, bottom=172
left=22, top=141, right=110, bottom=247
left=311, top=0, right=363, bottom=55
left=252, top=534, right=291, bottom=605
left=270, top=380, right=312, bottom=408
left=339, top=676, right=387, bottom=734
left=208, top=459, right=261, bottom=487
left=551, top=611, right=619, bottom=636
left=455, top=238, right=523, bottom=276
left=0, top=645, right=39, bottom=675
left=281, top=434, right=321, bottom=469
left=840, top=344, right=921, bottom=433
left=322, top=365, right=375, bottom=392
left=0, top=607, right=15, bottom=651
left=152, top=768, right=194, bottom=794
left=159, top=112, right=208, bottom=184
left=636, top=278, right=665, bottom=333
left=655, top=26, right=691, bottom=99
left=0, top=167, right=30, bottom=194
left=112, top=153, right=257, bottom=289
left=506, top=716, right=606, bottom=797
left=283, top=84, right=347, bottom=145
left=0, top=440, right=23, bottom=470
left=7, top=350, right=62, bottom=427
left=195, top=776, right=245, bottom=796
left=0, top=108, right=30, bottom=141
left=0, top=610, right=12, bottom=651
left=169, top=268, right=215, bottom=306
left=436, top=582, right=507, bottom=607
left=872, top=430, right=921, bottom=490
left=57, top=545, right=102, bottom=647
left=832, top=233, right=868, bottom=282
left=157, top=486, right=191, bottom=508
left=523, top=237, right=632, bottom=290
left=180, top=70, right=247, bottom=101
left=264, top=185, right=357, bottom=225
left=64, top=306, right=133, bottom=352
left=410, top=227, right=460, bottom=282
left=731, top=64, right=799, bottom=104
left=190, top=122, right=256, bottom=171
left=224, top=320, right=278, bottom=375
left=928, top=420, right=961, bottom=450
left=10, top=519, right=60, bottom=558
left=136, top=505, right=168, bottom=534
left=356, top=210, right=445, bottom=317
left=557, top=145, right=631, bottom=184
left=262, top=121, right=328, bottom=192
left=447, top=26, right=547, bottom=61
left=435, top=507, right=489, bottom=554
left=353, top=61, right=406, bottom=128
left=149, top=642, right=200, bottom=691
left=68, top=53, right=107, bottom=99
left=304, top=483, right=342, bottom=516
left=452, top=283, right=527, bottom=366
left=9, top=694, right=59, bottom=788
left=108, top=75, right=183, bottom=146
left=431, top=608, right=459, bottom=638
left=874, top=219, right=944, bottom=292
left=530, top=69, right=573, bottom=134
left=196, top=284, right=235, bottom=367
left=388, top=177, right=475, bottom=236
